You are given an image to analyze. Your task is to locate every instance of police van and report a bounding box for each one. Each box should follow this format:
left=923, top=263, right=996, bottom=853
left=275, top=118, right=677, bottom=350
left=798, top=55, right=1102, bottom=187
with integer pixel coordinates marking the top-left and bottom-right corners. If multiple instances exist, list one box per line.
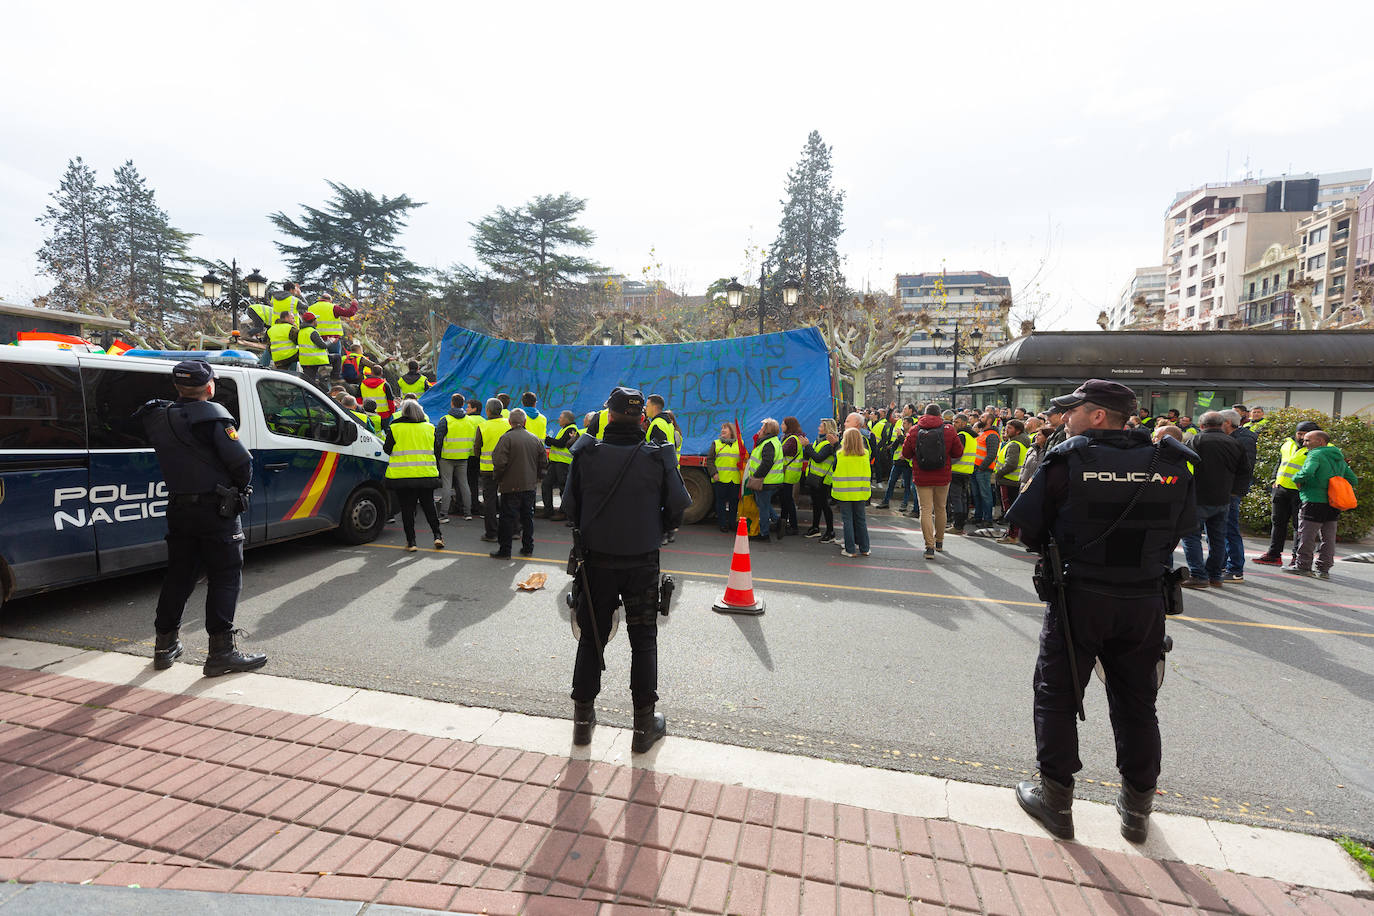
left=0, top=346, right=390, bottom=610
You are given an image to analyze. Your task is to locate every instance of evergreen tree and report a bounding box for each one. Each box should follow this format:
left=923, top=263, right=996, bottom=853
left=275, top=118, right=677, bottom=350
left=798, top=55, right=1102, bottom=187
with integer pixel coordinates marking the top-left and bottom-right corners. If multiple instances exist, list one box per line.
left=765, top=130, right=846, bottom=319
left=35, top=157, right=113, bottom=310
left=269, top=181, right=428, bottom=300
left=469, top=192, right=602, bottom=342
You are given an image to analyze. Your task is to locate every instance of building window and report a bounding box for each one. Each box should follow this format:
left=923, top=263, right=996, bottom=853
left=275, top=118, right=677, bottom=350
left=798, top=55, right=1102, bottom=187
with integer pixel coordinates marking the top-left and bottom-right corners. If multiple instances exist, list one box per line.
left=1186, top=285, right=1197, bottom=297
left=1309, top=227, right=1327, bottom=245
left=1220, top=228, right=1228, bottom=241
left=1313, top=279, right=1324, bottom=296
left=1189, top=245, right=1199, bottom=256
left=1307, top=254, right=1325, bottom=271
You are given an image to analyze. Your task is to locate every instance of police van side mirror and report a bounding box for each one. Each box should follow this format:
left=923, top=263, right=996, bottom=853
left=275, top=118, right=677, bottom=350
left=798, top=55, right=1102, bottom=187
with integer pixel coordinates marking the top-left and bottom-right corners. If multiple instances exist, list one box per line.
left=337, top=421, right=358, bottom=445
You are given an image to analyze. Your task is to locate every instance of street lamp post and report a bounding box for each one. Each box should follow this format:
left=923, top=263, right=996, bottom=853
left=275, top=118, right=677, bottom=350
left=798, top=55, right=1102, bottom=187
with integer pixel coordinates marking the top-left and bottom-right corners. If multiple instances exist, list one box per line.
left=724, top=270, right=801, bottom=335
left=201, top=260, right=268, bottom=345
left=928, top=325, right=983, bottom=409
left=601, top=324, right=645, bottom=347
left=894, top=370, right=904, bottom=408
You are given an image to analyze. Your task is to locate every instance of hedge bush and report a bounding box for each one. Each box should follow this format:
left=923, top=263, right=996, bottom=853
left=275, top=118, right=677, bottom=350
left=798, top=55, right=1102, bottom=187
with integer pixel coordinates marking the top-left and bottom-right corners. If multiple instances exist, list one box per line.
left=1238, top=407, right=1374, bottom=542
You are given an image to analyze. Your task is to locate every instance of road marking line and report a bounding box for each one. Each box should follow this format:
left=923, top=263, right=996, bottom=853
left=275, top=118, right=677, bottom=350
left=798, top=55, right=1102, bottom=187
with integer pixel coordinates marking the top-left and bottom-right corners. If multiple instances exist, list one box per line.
left=363, top=543, right=1374, bottom=636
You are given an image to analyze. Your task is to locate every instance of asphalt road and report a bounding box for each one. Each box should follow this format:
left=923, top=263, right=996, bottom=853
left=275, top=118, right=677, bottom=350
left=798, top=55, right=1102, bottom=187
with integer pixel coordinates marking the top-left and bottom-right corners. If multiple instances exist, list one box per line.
left=4, top=508, right=1372, bottom=842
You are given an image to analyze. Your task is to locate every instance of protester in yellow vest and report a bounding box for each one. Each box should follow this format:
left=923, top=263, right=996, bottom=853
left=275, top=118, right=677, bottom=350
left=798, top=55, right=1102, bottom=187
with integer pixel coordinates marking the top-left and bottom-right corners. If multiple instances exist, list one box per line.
left=270, top=281, right=304, bottom=322
left=802, top=418, right=839, bottom=542
left=266, top=313, right=299, bottom=371
left=644, top=395, right=672, bottom=447
left=473, top=398, right=512, bottom=541
left=708, top=422, right=745, bottom=532
left=397, top=360, right=432, bottom=398
left=359, top=364, right=398, bottom=426
left=434, top=393, right=479, bottom=521
left=1255, top=420, right=1321, bottom=566
left=295, top=313, right=330, bottom=388
left=519, top=391, right=548, bottom=441
left=745, top=418, right=789, bottom=541
left=496, top=392, right=512, bottom=418
left=384, top=399, right=443, bottom=552
left=831, top=427, right=872, bottom=557
left=542, top=410, right=580, bottom=520
left=993, top=418, right=1027, bottom=545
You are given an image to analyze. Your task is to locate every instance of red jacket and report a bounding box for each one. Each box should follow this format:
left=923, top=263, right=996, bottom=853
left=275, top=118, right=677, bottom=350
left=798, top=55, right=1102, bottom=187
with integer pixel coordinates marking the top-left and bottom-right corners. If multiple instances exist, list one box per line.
left=902, top=415, right=964, bottom=486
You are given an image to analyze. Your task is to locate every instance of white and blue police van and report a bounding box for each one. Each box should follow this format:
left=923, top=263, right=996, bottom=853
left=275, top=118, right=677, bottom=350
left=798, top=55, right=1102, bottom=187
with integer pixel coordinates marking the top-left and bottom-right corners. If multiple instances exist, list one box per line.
left=0, top=346, right=391, bottom=610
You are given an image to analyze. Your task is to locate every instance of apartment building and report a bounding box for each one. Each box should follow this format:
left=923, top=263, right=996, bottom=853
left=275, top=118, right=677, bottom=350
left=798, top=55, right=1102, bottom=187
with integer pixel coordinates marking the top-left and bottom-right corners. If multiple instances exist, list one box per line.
left=1295, top=199, right=1359, bottom=323
left=1108, top=266, right=1168, bottom=329
left=1315, top=169, right=1371, bottom=209
left=892, top=271, right=1011, bottom=404
left=1161, top=181, right=1306, bottom=330
left=1356, top=182, right=1374, bottom=283
left=1239, top=244, right=1299, bottom=329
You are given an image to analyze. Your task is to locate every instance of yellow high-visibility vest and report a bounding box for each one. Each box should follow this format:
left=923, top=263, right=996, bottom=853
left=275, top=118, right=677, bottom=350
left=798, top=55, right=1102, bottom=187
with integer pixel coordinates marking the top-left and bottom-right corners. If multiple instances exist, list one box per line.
left=832, top=448, right=872, bottom=501
left=713, top=439, right=743, bottom=484
left=441, top=414, right=478, bottom=459
left=478, top=417, right=511, bottom=473
left=310, top=301, right=343, bottom=336
left=950, top=431, right=977, bottom=475
left=549, top=424, right=579, bottom=464
left=266, top=322, right=297, bottom=363
left=1276, top=439, right=1307, bottom=490
left=296, top=328, right=328, bottom=366
left=386, top=421, right=437, bottom=479
left=746, top=437, right=787, bottom=485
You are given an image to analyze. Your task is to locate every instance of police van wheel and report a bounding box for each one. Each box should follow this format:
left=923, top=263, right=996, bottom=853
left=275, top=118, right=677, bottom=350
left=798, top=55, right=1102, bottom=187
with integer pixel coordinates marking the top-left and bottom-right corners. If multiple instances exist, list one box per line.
left=680, top=468, right=713, bottom=526
left=336, top=487, right=387, bottom=544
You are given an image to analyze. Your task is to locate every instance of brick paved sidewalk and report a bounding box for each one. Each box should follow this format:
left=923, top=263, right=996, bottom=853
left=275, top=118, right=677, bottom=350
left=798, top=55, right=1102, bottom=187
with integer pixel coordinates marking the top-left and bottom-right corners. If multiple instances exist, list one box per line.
left=1, top=664, right=1370, bottom=915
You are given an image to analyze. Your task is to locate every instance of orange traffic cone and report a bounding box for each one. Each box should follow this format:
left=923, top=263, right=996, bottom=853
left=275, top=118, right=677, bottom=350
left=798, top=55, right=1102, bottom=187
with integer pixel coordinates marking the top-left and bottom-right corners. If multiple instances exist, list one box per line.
left=713, top=516, right=765, bottom=616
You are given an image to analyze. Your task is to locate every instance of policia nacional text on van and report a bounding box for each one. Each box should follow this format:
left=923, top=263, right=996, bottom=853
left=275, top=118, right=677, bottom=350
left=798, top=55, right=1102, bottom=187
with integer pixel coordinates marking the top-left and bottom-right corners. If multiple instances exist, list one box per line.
left=1005, top=379, right=1196, bottom=846
left=136, top=360, right=267, bottom=676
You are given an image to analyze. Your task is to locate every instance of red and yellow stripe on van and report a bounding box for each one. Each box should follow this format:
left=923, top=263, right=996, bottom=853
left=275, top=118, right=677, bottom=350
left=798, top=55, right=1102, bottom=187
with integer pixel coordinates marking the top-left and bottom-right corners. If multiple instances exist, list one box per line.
left=283, top=452, right=339, bottom=520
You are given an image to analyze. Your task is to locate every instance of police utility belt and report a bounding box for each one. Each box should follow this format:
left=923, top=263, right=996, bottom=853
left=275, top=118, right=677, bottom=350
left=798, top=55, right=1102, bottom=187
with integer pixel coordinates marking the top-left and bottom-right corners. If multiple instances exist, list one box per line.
left=169, top=485, right=251, bottom=519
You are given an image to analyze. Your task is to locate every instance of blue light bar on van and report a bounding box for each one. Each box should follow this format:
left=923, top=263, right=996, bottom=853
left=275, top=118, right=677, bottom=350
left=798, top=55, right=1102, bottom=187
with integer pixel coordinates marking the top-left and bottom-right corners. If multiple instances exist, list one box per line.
left=124, top=349, right=261, bottom=366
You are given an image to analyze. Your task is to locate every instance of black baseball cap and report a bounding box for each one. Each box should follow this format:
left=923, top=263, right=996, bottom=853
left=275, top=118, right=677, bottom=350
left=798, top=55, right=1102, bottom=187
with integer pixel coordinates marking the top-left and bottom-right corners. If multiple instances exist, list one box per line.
left=1050, top=379, right=1138, bottom=416
left=1296, top=421, right=1321, bottom=434
left=605, top=386, right=645, bottom=417
left=172, top=359, right=214, bottom=386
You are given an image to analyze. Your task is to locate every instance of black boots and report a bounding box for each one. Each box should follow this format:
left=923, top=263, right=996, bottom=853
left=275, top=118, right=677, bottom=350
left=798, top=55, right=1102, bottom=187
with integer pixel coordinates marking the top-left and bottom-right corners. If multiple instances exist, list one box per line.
left=1117, top=782, right=1155, bottom=843
left=572, top=701, right=596, bottom=746
left=1016, top=776, right=1074, bottom=840
left=204, top=629, right=268, bottom=677
left=632, top=704, right=667, bottom=753
left=153, top=629, right=183, bottom=670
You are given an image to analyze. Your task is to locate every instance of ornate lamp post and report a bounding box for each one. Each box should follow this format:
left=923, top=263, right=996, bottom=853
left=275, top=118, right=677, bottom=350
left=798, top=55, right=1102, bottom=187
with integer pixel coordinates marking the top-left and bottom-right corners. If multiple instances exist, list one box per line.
left=601, top=325, right=645, bottom=346
left=201, top=261, right=268, bottom=343
left=929, top=325, right=983, bottom=409
left=894, top=370, right=904, bottom=407
left=725, top=271, right=801, bottom=335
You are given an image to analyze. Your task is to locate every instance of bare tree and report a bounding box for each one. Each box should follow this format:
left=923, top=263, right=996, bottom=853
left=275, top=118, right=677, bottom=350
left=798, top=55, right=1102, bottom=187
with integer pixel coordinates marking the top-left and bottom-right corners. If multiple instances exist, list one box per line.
left=805, top=293, right=923, bottom=407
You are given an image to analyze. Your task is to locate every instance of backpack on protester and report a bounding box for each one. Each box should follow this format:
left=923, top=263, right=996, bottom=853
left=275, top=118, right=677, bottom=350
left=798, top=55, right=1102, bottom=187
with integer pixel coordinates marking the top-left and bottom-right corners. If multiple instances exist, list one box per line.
left=1328, top=476, right=1358, bottom=511
left=915, top=425, right=947, bottom=471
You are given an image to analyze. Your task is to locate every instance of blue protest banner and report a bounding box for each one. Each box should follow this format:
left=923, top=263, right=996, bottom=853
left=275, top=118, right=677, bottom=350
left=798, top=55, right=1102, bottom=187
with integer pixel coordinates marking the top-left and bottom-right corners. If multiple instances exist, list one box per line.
left=418, top=325, right=834, bottom=456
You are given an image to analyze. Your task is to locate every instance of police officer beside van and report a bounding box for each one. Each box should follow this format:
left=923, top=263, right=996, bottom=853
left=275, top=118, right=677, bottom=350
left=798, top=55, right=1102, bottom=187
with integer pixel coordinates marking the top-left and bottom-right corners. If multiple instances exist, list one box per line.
left=1005, top=380, right=1196, bottom=844
left=138, top=360, right=267, bottom=677
left=563, top=387, right=690, bottom=753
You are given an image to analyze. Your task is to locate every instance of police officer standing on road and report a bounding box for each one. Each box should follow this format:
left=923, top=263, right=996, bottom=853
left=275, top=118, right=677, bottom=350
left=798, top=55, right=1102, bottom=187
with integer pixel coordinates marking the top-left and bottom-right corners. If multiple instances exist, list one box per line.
left=138, top=360, right=268, bottom=677
left=564, top=387, right=690, bottom=753
left=1005, top=379, right=1195, bottom=844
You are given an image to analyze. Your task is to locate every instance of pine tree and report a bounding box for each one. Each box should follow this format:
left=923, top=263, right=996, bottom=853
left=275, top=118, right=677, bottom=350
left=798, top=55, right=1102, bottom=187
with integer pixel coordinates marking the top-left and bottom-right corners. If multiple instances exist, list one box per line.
left=765, top=130, right=847, bottom=319
left=469, top=192, right=602, bottom=342
left=35, top=157, right=113, bottom=310
left=269, top=181, right=428, bottom=300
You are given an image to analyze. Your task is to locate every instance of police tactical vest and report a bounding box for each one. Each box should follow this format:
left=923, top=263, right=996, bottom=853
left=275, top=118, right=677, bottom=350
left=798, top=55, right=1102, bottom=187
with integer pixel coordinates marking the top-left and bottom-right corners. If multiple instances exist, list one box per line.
left=145, top=400, right=237, bottom=495
left=441, top=415, right=477, bottom=459
left=478, top=417, right=511, bottom=472
left=1053, top=433, right=1193, bottom=585
left=386, top=421, right=437, bottom=479
left=574, top=439, right=676, bottom=556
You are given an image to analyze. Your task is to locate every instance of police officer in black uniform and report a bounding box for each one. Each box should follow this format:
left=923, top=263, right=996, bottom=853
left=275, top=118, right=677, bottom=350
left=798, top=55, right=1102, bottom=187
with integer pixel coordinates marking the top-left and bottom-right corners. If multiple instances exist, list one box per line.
left=1005, top=380, right=1196, bottom=844
left=138, top=360, right=267, bottom=677
left=563, top=386, right=690, bottom=752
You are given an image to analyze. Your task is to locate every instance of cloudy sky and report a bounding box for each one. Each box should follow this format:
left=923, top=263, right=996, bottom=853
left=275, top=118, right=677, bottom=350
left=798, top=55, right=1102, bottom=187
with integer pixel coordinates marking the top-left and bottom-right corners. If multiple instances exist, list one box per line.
left=3, top=0, right=1371, bottom=330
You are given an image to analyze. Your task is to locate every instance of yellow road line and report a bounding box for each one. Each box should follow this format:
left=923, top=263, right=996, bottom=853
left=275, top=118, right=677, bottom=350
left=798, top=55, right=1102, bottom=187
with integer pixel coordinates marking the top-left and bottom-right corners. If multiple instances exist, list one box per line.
left=1172, top=615, right=1374, bottom=639
left=365, top=543, right=1374, bottom=638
